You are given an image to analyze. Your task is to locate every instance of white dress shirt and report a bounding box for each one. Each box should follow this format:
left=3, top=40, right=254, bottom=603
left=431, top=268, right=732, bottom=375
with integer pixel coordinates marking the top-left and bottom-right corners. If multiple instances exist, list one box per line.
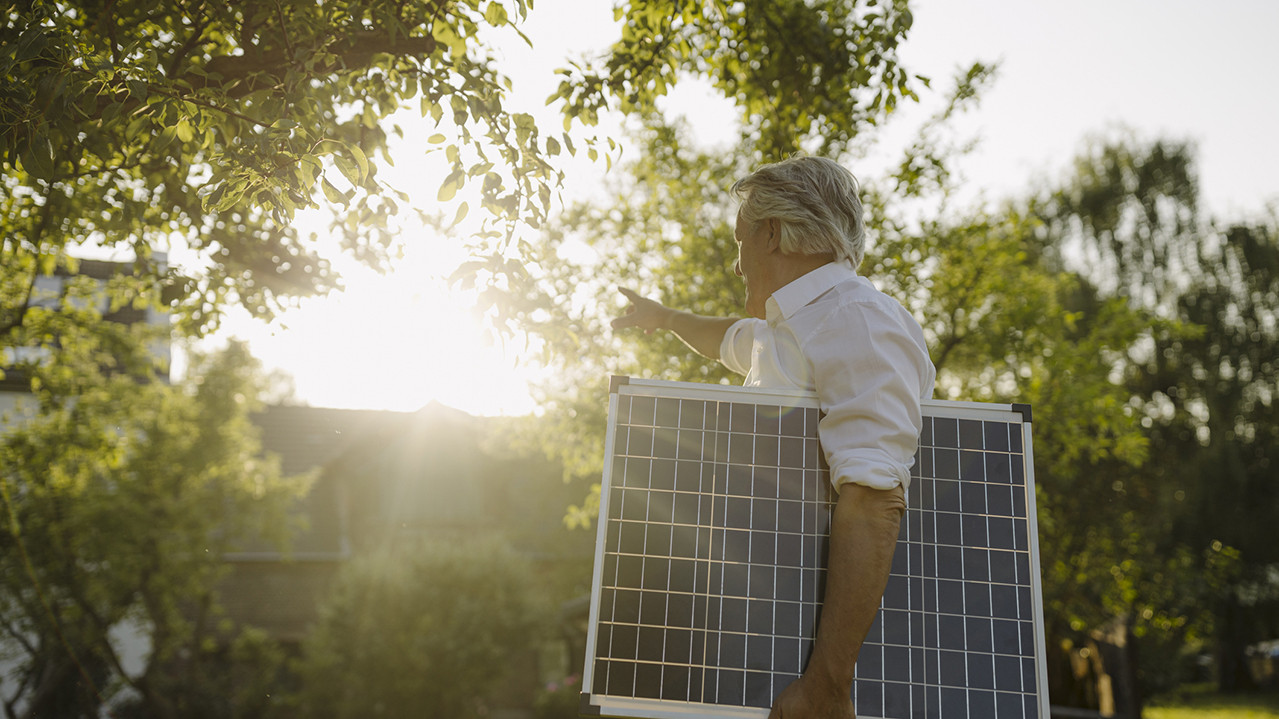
left=719, top=261, right=936, bottom=492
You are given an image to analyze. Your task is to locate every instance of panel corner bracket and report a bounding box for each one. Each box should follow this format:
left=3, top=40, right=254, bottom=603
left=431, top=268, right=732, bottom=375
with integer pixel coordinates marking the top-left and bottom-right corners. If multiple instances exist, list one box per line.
left=1012, top=403, right=1033, bottom=423
left=578, top=692, right=602, bottom=717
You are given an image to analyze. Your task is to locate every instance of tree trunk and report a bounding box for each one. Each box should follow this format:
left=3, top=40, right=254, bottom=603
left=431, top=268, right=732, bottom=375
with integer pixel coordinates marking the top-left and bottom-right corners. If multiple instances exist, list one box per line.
left=1217, top=597, right=1258, bottom=693
left=1120, top=618, right=1143, bottom=719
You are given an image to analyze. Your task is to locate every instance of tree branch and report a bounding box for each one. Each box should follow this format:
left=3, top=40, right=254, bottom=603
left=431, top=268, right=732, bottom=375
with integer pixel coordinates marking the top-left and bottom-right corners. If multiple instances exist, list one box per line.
left=0, top=201, right=55, bottom=341
left=21, top=656, right=76, bottom=719
left=270, top=0, right=294, bottom=62
left=166, top=8, right=210, bottom=78
left=197, top=31, right=438, bottom=98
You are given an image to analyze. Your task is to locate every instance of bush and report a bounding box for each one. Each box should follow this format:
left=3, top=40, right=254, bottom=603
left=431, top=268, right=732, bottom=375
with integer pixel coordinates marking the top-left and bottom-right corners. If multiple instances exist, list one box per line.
left=291, top=538, right=542, bottom=718
left=533, top=673, right=582, bottom=719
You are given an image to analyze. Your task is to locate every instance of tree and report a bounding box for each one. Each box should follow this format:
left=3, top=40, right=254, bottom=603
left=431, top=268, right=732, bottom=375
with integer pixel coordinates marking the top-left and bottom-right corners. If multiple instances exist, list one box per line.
left=1035, top=138, right=1279, bottom=696
left=2, top=0, right=923, bottom=347
left=557, top=0, right=922, bottom=160
left=0, top=332, right=305, bottom=718
left=290, top=539, right=541, bottom=719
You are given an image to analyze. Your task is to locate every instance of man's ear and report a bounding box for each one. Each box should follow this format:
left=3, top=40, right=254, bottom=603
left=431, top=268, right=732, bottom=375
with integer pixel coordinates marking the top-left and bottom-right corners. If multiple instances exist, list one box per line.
left=764, top=218, right=782, bottom=253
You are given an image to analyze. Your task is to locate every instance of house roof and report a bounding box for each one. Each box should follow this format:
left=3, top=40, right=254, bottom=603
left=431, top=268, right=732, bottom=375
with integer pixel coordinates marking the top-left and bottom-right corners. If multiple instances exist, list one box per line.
left=254, top=404, right=412, bottom=477
left=239, top=402, right=489, bottom=557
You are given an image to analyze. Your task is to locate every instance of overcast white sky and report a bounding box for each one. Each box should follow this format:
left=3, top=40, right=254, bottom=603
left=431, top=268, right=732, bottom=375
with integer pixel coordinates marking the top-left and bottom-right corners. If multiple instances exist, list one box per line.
left=894, top=0, right=1279, bottom=218
left=211, top=1, right=1279, bottom=413
left=505, top=0, right=1279, bottom=217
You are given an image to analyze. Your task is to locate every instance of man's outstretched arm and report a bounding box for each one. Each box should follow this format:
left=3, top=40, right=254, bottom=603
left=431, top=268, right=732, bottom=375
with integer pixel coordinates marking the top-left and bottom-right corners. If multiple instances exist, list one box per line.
left=610, top=287, right=739, bottom=360
left=768, top=483, right=907, bottom=719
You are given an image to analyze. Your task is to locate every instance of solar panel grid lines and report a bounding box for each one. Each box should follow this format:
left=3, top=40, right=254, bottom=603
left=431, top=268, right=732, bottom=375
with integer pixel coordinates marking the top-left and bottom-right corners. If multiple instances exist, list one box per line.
left=583, top=379, right=1047, bottom=719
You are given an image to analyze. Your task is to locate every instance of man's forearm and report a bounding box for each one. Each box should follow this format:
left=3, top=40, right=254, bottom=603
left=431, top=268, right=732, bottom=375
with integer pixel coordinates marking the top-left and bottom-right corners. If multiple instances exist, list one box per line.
left=661, top=310, right=738, bottom=360
left=805, top=483, right=907, bottom=696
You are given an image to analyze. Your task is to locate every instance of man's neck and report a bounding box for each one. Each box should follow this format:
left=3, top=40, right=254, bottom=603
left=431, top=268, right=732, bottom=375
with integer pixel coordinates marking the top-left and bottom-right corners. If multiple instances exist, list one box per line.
left=770, top=253, right=837, bottom=293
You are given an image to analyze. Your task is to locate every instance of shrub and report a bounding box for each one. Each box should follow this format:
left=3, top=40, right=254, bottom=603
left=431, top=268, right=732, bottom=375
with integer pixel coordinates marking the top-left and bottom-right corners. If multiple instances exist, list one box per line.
left=291, top=538, right=541, bottom=718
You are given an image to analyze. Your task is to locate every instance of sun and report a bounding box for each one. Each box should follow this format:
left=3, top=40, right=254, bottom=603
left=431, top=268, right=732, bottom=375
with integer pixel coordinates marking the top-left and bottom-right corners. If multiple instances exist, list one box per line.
left=221, top=250, right=543, bottom=416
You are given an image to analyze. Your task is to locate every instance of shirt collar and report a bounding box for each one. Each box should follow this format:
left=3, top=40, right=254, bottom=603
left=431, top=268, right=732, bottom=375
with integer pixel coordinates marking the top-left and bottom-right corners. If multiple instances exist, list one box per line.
left=765, top=261, right=858, bottom=324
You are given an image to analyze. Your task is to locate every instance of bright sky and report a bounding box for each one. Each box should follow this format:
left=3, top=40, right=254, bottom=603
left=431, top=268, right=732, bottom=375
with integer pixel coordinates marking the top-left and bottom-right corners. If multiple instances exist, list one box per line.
left=201, top=0, right=1279, bottom=416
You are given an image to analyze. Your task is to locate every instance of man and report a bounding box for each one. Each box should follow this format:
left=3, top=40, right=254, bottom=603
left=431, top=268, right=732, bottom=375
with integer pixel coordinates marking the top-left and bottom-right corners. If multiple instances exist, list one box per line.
left=610, top=156, right=936, bottom=719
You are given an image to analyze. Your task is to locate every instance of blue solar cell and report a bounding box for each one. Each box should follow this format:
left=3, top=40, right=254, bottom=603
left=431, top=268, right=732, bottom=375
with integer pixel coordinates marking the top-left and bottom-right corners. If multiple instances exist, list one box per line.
left=985, top=421, right=1011, bottom=452
left=934, top=417, right=959, bottom=448
left=960, top=419, right=985, bottom=449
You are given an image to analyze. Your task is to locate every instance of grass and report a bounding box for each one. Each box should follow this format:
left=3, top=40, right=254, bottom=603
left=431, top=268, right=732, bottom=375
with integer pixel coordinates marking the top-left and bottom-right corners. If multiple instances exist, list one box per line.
left=1145, top=686, right=1279, bottom=719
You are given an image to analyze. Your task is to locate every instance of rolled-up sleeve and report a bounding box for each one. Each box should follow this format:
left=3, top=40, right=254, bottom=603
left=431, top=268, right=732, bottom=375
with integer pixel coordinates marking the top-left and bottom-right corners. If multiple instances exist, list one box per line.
left=806, top=303, right=930, bottom=493
left=719, top=318, right=762, bottom=377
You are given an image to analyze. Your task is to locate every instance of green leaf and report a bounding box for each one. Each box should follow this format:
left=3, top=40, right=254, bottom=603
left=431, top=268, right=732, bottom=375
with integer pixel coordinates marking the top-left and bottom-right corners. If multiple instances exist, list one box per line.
left=450, top=201, right=470, bottom=228
left=334, top=155, right=361, bottom=187
left=349, top=145, right=370, bottom=181
left=155, top=126, right=178, bottom=152
left=202, top=184, right=226, bottom=212
left=21, top=133, right=56, bottom=180
left=321, top=177, right=347, bottom=205
left=484, top=2, right=509, bottom=25
left=437, top=169, right=465, bottom=202
left=101, top=101, right=125, bottom=124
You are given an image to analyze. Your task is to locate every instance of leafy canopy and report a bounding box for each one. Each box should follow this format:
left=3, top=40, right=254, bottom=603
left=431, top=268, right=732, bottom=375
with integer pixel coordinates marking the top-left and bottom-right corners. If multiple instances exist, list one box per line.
left=2, top=0, right=563, bottom=339
left=2, top=0, right=924, bottom=346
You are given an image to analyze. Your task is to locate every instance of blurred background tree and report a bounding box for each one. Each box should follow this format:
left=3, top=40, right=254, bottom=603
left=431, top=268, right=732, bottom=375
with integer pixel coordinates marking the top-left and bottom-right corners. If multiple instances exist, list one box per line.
left=1032, top=138, right=1279, bottom=700
left=0, top=331, right=305, bottom=718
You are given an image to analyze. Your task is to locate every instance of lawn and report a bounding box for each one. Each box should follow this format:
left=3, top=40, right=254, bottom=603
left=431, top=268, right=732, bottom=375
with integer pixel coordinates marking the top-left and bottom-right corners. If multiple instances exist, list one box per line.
left=1145, top=691, right=1279, bottom=719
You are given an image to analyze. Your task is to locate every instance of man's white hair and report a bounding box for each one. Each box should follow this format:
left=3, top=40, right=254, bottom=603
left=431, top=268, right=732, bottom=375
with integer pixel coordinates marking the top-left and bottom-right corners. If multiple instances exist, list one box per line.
left=731, top=156, right=866, bottom=269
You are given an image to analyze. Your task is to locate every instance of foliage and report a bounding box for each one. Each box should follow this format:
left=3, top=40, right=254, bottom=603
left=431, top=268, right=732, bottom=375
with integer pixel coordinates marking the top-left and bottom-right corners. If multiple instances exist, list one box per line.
left=1032, top=136, right=1279, bottom=697
left=290, top=539, right=542, bottom=719
left=0, top=334, right=305, bottom=718
left=2, top=0, right=925, bottom=349
left=555, top=0, right=923, bottom=160
left=0, top=0, right=561, bottom=340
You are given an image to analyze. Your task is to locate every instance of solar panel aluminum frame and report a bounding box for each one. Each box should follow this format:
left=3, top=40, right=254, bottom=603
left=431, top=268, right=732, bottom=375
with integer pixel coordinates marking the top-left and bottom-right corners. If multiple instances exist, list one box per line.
left=581, top=377, right=1048, bottom=719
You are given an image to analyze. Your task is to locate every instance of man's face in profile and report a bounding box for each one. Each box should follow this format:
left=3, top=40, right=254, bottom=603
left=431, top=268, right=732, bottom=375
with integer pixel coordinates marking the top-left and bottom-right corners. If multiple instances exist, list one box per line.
left=733, top=210, right=774, bottom=319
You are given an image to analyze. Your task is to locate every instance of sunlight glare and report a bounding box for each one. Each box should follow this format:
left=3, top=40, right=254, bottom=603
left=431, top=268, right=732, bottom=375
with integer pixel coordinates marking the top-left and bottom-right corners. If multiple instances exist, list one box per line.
left=226, top=252, right=544, bottom=416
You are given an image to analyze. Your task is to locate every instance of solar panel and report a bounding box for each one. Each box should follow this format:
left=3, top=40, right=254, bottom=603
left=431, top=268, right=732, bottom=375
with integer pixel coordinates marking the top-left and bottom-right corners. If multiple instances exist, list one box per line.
left=581, top=377, right=1047, bottom=719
